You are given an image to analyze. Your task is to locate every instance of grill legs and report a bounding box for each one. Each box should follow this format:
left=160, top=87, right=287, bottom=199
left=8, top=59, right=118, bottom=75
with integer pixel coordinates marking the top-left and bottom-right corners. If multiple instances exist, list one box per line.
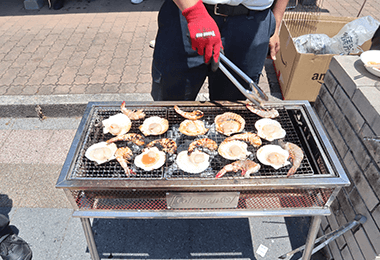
left=80, top=218, right=100, bottom=260
left=301, top=215, right=322, bottom=260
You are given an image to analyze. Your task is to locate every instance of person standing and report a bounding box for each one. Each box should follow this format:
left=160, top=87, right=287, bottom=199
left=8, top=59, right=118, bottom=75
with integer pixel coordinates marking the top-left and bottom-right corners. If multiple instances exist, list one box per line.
left=151, top=0, right=289, bottom=101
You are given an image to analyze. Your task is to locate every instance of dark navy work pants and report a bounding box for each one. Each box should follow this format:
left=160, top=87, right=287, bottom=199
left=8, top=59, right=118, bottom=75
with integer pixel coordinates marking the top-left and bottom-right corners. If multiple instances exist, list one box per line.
left=151, top=0, right=276, bottom=101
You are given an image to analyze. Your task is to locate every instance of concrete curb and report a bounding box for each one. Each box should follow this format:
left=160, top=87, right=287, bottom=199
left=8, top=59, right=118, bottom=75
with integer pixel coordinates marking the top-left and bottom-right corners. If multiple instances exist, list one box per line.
left=0, top=93, right=154, bottom=117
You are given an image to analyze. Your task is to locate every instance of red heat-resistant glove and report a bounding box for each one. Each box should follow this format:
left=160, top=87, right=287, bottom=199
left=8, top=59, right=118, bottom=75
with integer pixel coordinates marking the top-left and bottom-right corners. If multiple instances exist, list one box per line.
left=182, top=0, right=222, bottom=69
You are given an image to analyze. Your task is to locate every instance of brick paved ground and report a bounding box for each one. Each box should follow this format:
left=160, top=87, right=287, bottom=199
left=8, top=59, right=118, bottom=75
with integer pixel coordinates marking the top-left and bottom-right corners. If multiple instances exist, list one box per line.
left=0, top=0, right=379, bottom=99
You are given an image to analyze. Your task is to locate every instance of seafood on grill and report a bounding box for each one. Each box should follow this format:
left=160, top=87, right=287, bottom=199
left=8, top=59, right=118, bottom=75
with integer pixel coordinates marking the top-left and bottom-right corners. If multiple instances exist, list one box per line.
left=257, top=144, right=290, bottom=169
left=139, top=116, right=169, bottom=136
left=223, top=132, right=262, bottom=147
left=215, top=159, right=261, bottom=178
left=178, top=119, right=208, bottom=136
left=255, top=118, right=286, bottom=141
left=120, top=101, right=145, bottom=120
left=188, top=138, right=218, bottom=154
left=176, top=150, right=210, bottom=174
left=246, top=103, right=279, bottom=118
left=85, top=142, right=118, bottom=164
left=218, top=140, right=250, bottom=160
left=134, top=147, right=166, bottom=171
left=115, top=146, right=135, bottom=175
left=146, top=138, right=177, bottom=154
left=174, top=105, right=204, bottom=120
left=279, top=140, right=304, bottom=177
left=106, top=133, right=145, bottom=146
left=102, top=113, right=132, bottom=136
left=214, top=112, right=245, bottom=136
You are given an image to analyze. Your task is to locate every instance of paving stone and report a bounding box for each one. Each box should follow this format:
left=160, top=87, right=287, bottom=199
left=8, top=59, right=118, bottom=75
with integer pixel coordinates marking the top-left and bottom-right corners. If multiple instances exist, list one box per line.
left=343, top=230, right=365, bottom=260
left=352, top=87, right=380, bottom=136
left=103, top=83, right=120, bottom=93
left=350, top=189, right=380, bottom=255
left=42, top=74, right=59, bottom=85
left=37, top=84, right=54, bottom=95
left=340, top=245, right=354, bottom=260
left=333, top=85, right=365, bottom=133
left=354, top=228, right=377, bottom=260
left=363, top=162, right=380, bottom=198
left=5, top=85, right=23, bottom=95
left=343, top=151, right=378, bottom=211
left=105, top=73, right=122, bottom=84
left=84, top=83, right=103, bottom=94
left=121, top=65, right=139, bottom=83
left=20, top=85, right=39, bottom=95
left=73, top=74, right=90, bottom=85
left=70, top=84, right=87, bottom=94
left=12, top=76, right=29, bottom=86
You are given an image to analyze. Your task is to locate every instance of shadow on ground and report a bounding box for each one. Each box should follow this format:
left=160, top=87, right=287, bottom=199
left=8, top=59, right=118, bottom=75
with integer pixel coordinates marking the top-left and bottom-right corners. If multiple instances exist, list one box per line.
left=285, top=217, right=329, bottom=260
left=92, top=218, right=257, bottom=259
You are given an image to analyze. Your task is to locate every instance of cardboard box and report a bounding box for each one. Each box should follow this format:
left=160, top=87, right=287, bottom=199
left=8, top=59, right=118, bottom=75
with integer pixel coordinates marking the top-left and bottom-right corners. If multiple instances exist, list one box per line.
left=273, top=15, right=371, bottom=102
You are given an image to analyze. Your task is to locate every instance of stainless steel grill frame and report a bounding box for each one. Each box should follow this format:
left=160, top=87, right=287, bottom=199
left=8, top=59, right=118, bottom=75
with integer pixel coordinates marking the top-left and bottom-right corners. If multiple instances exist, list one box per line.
left=56, top=100, right=350, bottom=260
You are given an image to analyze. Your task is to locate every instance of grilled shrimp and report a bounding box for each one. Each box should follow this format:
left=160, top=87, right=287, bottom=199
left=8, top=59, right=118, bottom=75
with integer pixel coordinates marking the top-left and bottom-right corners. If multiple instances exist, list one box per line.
left=280, top=141, right=304, bottom=177
left=188, top=138, right=218, bottom=154
left=215, top=159, right=261, bottom=179
left=106, top=133, right=145, bottom=146
left=146, top=138, right=177, bottom=154
left=174, top=105, right=204, bottom=120
left=246, top=104, right=279, bottom=118
left=121, top=101, right=146, bottom=120
left=115, top=147, right=135, bottom=175
left=223, top=132, right=262, bottom=147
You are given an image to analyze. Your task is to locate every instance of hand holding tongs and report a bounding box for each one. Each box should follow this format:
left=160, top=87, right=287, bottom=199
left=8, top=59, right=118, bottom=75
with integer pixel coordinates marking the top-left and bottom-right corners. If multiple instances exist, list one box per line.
left=218, top=53, right=268, bottom=109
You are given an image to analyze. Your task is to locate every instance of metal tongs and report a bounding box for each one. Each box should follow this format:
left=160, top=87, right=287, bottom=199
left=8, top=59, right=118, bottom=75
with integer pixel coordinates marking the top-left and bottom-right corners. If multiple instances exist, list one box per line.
left=219, top=53, right=268, bottom=109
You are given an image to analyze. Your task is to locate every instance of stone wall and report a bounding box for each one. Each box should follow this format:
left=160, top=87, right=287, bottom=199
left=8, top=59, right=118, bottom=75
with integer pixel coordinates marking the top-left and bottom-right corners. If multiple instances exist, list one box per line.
left=313, top=55, right=380, bottom=260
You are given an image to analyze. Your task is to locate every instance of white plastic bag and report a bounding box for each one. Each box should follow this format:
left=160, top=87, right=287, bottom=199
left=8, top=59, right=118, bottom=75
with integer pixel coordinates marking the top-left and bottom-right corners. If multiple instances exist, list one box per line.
left=294, top=34, right=331, bottom=54
left=293, top=16, right=380, bottom=55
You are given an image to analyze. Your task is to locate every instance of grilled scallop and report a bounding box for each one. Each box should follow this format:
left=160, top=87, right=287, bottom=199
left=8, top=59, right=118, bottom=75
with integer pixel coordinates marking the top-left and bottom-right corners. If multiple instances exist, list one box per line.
left=218, top=140, right=250, bottom=160
left=257, top=144, right=290, bottom=169
left=134, top=147, right=166, bottom=171
left=139, top=116, right=169, bottom=136
left=176, top=150, right=210, bottom=174
left=102, top=113, right=132, bottom=136
left=214, top=112, right=245, bottom=136
left=255, top=118, right=286, bottom=141
left=85, top=142, right=118, bottom=164
left=178, top=120, right=208, bottom=136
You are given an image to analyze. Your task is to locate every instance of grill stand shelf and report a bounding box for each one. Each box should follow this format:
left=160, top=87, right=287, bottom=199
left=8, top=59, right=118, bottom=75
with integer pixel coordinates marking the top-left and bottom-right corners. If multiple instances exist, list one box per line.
left=56, top=100, right=350, bottom=260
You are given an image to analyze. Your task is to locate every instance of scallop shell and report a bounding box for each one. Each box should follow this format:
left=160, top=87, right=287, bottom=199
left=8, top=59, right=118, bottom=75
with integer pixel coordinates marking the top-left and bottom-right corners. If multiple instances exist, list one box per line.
left=215, top=112, right=245, bottom=136
left=178, top=120, right=208, bottom=136
left=255, top=118, right=286, bottom=141
left=85, top=142, right=118, bottom=164
left=176, top=150, right=210, bottom=173
left=102, top=113, right=132, bottom=136
left=139, top=116, right=169, bottom=136
left=257, top=144, right=290, bottom=169
left=218, top=140, right=250, bottom=160
left=134, top=147, right=166, bottom=171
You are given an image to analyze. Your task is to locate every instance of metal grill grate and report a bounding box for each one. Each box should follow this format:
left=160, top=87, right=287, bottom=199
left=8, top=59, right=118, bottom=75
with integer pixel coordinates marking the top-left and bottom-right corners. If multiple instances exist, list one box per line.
left=71, top=188, right=333, bottom=210
left=70, top=104, right=323, bottom=180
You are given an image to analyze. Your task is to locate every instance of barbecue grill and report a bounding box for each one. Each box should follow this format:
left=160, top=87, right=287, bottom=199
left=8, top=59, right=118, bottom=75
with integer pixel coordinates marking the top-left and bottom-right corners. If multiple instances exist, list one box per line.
left=56, top=100, right=350, bottom=260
